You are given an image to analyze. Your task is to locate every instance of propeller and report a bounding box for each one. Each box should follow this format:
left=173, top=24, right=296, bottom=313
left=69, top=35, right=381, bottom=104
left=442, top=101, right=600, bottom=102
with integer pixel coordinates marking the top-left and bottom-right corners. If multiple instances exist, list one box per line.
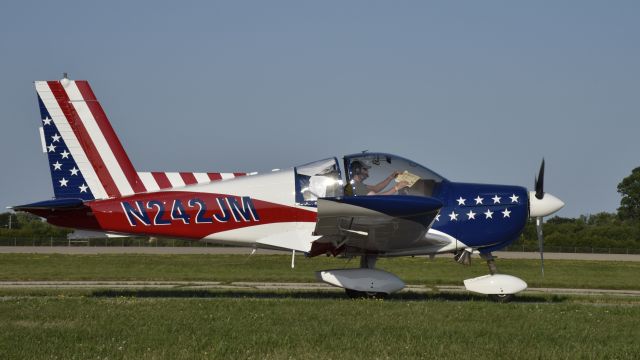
left=529, top=159, right=564, bottom=277
left=535, top=159, right=545, bottom=276
left=535, top=159, right=545, bottom=200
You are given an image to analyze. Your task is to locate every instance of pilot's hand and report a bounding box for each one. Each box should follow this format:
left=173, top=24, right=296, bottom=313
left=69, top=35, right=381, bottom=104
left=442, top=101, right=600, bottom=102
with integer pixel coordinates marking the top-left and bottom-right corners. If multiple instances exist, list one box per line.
left=395, top=181, right=409, bottom=190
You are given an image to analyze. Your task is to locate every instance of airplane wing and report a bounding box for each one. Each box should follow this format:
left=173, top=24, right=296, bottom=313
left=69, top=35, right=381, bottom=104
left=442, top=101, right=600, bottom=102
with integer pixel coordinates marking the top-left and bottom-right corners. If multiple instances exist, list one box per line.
left=312, top=195, right=444, bottom=255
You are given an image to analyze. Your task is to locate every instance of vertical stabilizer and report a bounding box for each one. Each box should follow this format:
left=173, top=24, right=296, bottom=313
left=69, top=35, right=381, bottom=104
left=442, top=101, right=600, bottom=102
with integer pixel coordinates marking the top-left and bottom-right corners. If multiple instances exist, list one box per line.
left=36, top=76, right=145, bottom=200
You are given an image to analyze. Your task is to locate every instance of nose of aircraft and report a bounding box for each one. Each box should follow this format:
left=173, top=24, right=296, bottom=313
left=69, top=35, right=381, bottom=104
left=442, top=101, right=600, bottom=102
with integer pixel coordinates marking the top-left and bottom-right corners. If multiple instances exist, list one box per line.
left=528, top=191, right=565, bottom=217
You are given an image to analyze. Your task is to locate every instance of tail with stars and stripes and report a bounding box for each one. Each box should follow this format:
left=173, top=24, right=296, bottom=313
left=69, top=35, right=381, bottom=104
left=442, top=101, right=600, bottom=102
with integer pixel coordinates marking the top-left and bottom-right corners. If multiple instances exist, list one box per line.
left=36, top=77, right=144, bottom=201
left=36, top=76, right=247, bottom=201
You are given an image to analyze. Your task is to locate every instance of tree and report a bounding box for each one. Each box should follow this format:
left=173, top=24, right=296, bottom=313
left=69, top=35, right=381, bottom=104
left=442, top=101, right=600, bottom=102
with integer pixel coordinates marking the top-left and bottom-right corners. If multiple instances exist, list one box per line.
left=617, top=167, right=640, bottom=221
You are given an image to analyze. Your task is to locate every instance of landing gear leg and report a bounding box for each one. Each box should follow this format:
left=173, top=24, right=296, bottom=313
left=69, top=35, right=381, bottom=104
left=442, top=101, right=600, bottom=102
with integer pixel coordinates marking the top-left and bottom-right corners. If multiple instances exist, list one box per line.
left=481, top=253, right=498, bottom=275
left=360, top=254, right=377, bottom=269
left=480, top=252, right=515, bottom=303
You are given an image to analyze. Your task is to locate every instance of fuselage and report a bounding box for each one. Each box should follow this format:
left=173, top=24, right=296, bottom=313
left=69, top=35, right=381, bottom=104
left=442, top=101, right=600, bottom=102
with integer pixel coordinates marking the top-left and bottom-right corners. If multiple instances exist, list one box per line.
left=32, top=153, right=529, bottom=256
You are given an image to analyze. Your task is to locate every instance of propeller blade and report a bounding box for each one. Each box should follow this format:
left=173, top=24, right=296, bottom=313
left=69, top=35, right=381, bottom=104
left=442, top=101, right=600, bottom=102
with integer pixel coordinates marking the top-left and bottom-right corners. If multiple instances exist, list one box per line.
left=536, top=216, right=545, bottom=277
left=535, top=159, right=545, bottom=200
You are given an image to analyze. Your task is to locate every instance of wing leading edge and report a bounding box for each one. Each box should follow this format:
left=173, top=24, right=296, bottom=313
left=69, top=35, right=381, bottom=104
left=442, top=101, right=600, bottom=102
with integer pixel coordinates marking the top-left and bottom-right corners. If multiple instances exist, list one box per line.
left=312, top=195, right=444, bottom=255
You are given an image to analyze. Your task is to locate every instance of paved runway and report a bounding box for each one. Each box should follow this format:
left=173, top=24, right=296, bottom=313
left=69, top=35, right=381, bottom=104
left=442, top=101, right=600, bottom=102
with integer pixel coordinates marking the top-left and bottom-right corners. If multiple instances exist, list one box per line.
left=0, top=246, right=638, bottom=261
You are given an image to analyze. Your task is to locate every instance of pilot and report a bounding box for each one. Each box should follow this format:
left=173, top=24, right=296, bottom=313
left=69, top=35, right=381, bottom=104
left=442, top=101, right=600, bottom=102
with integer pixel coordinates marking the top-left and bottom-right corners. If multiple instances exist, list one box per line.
left=345, top=160, right=408, bottom=196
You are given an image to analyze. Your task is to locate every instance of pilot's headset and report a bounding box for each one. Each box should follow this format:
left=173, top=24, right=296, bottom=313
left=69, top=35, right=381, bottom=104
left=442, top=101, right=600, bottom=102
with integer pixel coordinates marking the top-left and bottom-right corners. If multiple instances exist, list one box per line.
left=351, top=160, right=370, bottom=177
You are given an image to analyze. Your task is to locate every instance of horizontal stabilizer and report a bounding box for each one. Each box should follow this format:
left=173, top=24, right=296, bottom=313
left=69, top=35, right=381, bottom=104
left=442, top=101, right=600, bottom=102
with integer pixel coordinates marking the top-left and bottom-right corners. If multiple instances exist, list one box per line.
left=11, top=198, right=85, bottom=211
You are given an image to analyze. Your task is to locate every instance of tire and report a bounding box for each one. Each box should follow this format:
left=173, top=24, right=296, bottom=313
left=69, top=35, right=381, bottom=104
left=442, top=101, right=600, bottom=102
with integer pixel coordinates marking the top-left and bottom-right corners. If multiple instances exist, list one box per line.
left=488, top=294, right=515, bottom=303
left=345, top=289, right=388, bottom=299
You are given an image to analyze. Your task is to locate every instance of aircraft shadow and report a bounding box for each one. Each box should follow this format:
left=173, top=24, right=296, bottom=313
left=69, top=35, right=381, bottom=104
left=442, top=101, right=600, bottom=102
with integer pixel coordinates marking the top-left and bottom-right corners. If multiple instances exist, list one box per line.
left=90, top=289, right=566, bottom=303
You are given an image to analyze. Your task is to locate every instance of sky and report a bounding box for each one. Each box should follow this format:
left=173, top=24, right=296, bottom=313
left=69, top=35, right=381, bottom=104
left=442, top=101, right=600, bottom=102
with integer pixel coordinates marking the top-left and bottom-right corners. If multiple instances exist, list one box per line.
left=0, top=1, right=638, bottom=218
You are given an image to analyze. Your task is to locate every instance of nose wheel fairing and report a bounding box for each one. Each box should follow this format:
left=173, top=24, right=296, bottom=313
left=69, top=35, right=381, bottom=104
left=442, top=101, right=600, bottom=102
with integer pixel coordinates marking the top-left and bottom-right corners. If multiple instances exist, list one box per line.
left=463, top=274, right=527, bottom=296
left=463, top=252, right=527, bottom=302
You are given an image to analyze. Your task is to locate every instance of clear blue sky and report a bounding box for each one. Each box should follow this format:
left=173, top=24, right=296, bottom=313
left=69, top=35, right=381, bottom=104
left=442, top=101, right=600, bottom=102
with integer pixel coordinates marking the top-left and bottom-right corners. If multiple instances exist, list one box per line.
left=1, top=1, right=638, bottom=217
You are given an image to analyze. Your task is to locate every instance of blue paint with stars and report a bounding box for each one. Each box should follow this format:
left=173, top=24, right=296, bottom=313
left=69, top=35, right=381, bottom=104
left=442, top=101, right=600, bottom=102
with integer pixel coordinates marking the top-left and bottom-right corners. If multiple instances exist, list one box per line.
left=37, top=95, right=95, bottom=201
left=431, top=182, right=529, bottom=252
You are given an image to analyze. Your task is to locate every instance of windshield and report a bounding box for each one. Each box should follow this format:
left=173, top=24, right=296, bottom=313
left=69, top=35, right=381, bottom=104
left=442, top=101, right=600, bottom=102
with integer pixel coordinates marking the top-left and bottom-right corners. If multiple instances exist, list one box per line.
left=294, top=158, right=343, bottom=206
left=343, top=153, right=445, bottom=197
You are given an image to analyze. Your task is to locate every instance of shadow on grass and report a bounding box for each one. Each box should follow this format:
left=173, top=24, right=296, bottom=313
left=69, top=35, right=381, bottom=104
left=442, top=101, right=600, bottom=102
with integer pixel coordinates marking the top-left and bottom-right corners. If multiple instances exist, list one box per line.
left=90, top=289, right=567, bottom=303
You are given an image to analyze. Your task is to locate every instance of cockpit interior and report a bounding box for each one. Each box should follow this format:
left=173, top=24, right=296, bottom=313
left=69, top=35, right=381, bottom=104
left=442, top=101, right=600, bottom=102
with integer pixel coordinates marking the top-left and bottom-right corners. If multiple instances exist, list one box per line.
left=294, top=153, right=447, bottom=206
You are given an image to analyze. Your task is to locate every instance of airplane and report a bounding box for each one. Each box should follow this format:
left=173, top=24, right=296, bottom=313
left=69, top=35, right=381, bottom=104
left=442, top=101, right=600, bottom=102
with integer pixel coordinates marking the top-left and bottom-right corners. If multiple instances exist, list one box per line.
left=12, top=75, right=565, bottom=302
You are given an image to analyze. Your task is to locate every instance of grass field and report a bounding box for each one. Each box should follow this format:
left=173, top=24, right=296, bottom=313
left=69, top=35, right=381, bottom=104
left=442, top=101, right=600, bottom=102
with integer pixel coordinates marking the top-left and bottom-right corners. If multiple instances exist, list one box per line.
left=1, top=291, right=639, bottom=359
left=1, top=253, right=639, bottom=289
left=1, top=254, right=639, bottom=359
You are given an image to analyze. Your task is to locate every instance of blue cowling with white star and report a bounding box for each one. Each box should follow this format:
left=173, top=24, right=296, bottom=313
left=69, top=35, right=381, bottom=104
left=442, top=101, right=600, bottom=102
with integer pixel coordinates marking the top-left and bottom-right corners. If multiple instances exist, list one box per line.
left=38, top=95, right=95, bottom=201
left=431, top=181, right=528, bottom=252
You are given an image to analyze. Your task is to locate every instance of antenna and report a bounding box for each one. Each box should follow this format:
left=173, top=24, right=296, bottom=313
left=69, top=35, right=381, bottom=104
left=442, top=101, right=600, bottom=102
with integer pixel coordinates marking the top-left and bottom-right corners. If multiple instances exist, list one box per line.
left=60, top=73, right=70, bottom=87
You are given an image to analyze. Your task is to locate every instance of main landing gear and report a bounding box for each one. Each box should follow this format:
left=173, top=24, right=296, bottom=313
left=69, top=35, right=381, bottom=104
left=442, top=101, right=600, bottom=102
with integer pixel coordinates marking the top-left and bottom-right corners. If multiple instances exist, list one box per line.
left=344, top=255, right=388, bottom=299
left=315, top=254, right=406, bottom=299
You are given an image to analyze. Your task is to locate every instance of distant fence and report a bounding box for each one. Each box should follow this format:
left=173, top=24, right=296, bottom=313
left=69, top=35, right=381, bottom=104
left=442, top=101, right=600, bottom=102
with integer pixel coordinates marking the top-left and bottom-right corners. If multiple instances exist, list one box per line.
left=503, top=244, right=640, bottom=255
left=0, top=237, right=639, bottom=254
left=0, top=237, right=213, bottom=248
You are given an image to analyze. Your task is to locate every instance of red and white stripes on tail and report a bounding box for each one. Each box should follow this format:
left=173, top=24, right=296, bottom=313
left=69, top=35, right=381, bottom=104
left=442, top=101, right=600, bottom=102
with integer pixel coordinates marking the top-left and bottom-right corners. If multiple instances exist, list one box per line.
left=36, top=78, right=248, bottom=199
left=137, top=172, right=246, bottom=191
left=36, top=79, right=145, bottom=199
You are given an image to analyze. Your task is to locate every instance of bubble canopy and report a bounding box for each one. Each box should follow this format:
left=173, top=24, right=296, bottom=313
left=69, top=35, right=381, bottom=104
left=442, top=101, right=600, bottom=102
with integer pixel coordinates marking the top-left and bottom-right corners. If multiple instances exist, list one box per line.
left=294, top=153, right=448, bottom=206
left=343, top=153, right=447, bottom=197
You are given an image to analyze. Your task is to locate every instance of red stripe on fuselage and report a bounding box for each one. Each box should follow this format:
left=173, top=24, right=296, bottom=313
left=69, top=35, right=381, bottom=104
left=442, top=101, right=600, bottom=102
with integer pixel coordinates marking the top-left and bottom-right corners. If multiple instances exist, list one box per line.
left=74, top=81, right=146, bottom=194
left=151, top=172, right=172, bottom=189
left=88, top=191, right=318, bottom=239
left=233, top=172, right=246, bottom=177
left=180, top=172, right=198, bottom=185
left=207, top=173, right=222, bottom=181
left=47, top=81, right=121, bottom=198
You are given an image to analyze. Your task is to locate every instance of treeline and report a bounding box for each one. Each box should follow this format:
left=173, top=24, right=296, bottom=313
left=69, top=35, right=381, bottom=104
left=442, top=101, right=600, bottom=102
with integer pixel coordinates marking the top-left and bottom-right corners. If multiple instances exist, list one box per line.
left=0, top=212, right=71, bottom=238
left=519, top=212, right=639, bottom=249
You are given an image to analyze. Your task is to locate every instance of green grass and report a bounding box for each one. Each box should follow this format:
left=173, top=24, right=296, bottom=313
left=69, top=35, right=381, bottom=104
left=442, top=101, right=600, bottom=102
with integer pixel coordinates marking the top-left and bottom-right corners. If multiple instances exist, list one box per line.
left=1, top=253, right=639, bottom=289
left=0, top=291, right=639, bottom=359
left=1, top=254, right=639, bottom=359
